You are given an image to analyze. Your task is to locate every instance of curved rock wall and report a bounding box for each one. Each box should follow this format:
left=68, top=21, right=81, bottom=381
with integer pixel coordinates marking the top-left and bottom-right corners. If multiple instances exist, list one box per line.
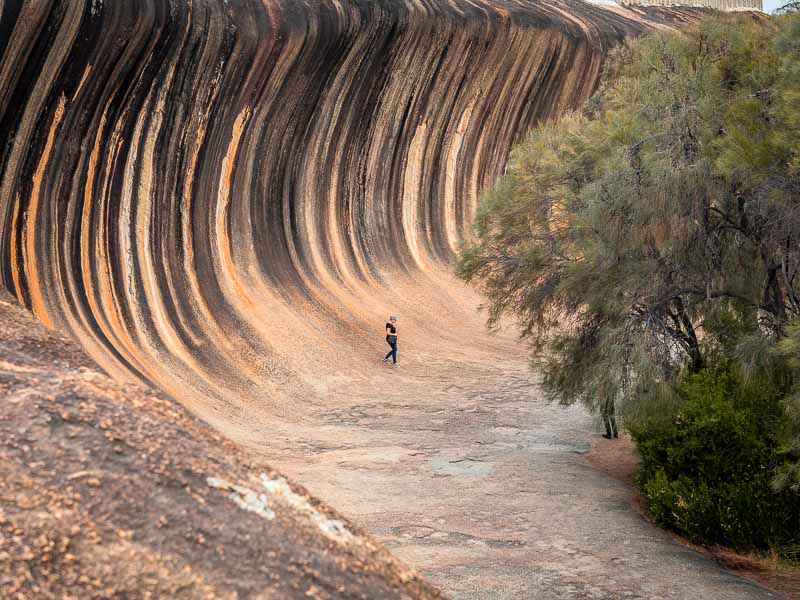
left=0, top=0, right=704, bottom=415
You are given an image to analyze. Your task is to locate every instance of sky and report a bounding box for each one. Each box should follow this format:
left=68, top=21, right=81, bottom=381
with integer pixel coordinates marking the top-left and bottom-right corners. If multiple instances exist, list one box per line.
left=764, top=0, right=785, bottom=12
left=586, top=0, right=787, bottom=12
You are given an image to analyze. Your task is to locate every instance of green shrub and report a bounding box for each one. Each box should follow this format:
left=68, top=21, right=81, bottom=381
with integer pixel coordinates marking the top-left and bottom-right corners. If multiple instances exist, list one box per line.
left=633, top=368, right=800, bottom=553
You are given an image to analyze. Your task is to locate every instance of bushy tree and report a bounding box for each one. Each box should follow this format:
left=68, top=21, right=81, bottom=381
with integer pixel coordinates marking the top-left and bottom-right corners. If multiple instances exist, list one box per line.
left=776, top=2, right=800, bottom=14
left=633, top=366, right=799, bottom=552
left=776, top=320, right=800, bottom=493
left=458, top=15, right=800, bottom=466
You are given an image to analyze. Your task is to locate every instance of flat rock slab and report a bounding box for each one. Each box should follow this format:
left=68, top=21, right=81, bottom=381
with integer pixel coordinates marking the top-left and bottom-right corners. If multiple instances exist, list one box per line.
left=250, top=335, right=781, bottom=600
left=0, top=292, right=441, bottom=600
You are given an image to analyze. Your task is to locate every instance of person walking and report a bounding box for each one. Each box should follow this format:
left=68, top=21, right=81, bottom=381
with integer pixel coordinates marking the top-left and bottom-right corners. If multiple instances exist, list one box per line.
left=383, top=314, right=399, bottom=368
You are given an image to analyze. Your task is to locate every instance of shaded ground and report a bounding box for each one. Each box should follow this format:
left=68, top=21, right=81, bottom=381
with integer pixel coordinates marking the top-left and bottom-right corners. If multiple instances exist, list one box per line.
left=0, top=291, right=440, bottom=599
left=588, top=436, right=800, bottom=600
left=241, top=320, right=786, bottom=600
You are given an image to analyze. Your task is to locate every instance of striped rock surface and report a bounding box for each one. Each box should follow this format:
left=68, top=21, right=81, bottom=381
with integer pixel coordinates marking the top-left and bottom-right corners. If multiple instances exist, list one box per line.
left=0, top=1, right=704, bottom=419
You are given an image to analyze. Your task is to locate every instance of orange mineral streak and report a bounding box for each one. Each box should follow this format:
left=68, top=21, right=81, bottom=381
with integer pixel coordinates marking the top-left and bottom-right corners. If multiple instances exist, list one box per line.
left=177, top=17, right=239, bottom=358
left=178, top=122, right=216, bottom=349
left=90, top=116, right=151, bottom=383
left=24, top=94, right=66, bottom=328
left=444, top=98, right=476, bottom=255
left=119, top=88, right=171, bottom=386
left=81, top=112, right=114, bottom=342
left=182, top=121, right=227, bottom=352
left=215, top=107, right=256, bottom=314
left=128, top=37, right=217, bottom=397
left=71, top=64, right=92, bottom=102
left=9, top=193, right=22, bottom=302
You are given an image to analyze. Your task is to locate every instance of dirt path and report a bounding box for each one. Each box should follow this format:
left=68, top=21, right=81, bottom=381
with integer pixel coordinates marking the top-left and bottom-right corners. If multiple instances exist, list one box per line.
left=247, top=329, right=782, bottom=599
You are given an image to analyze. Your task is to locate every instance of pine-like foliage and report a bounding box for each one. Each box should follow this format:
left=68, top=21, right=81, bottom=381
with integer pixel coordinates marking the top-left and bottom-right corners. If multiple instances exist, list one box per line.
left=458, top=15, right=800, bottom=468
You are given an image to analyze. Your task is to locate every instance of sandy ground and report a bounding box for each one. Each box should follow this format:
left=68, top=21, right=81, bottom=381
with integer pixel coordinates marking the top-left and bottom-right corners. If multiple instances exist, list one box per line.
left=235, top=311, right=785, bottom=600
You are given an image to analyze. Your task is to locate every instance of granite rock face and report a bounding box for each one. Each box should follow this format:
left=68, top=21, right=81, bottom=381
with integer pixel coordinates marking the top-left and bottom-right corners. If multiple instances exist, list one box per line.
left=0, top=289, right=443, bottom=599
left=0, top=1, right=704, bottom=411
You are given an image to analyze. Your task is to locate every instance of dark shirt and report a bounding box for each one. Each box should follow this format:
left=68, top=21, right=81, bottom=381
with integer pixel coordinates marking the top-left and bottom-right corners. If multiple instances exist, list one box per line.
left=386, top=322, right=397, bottom=343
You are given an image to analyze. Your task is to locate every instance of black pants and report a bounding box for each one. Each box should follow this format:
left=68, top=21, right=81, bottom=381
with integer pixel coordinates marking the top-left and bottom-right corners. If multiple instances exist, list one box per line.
left=384, top=340, right=398, bottom=364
